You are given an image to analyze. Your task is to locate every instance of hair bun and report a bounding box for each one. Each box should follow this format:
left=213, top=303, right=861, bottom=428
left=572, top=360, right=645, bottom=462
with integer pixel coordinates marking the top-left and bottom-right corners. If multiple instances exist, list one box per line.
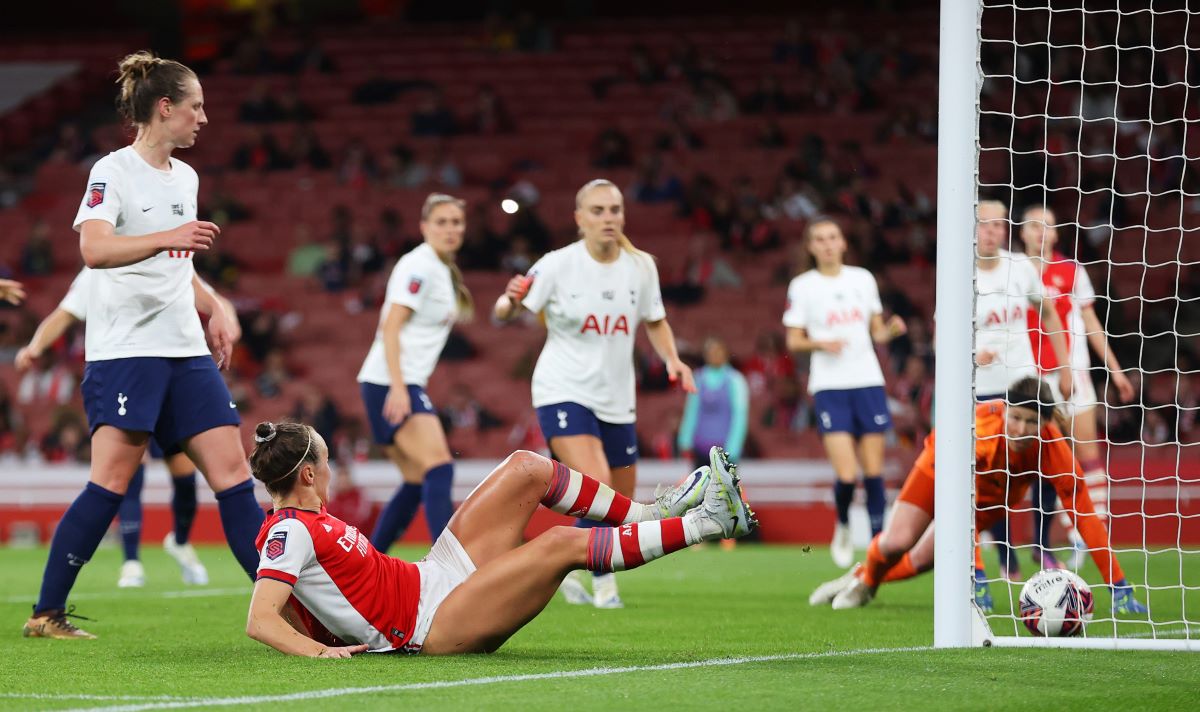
left=254, top=422, right=277, bottom=443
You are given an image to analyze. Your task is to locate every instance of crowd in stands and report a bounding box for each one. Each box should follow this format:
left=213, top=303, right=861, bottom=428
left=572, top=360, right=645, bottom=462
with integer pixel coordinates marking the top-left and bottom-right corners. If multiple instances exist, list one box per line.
left=1, top=6, right=1196, bottom=465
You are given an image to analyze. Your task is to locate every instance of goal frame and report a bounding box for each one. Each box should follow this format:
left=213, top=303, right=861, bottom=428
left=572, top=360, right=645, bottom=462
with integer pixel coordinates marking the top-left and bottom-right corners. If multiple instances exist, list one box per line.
left=934, top=0, right=1198, bottom=652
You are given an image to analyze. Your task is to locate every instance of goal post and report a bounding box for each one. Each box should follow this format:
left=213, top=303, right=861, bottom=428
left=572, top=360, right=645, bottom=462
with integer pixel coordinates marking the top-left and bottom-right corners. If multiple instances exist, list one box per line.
left=940, top=0, right=1200, bottom=651
left=933, top=0, right=983, bottom=649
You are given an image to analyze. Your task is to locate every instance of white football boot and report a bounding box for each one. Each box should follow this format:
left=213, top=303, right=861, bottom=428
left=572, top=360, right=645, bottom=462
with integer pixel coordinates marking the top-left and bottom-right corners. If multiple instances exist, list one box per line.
left=164, top=533, right=209, bottom=585
left=809, top=563, right=863, bottom=606
left=118, top=560, right=145, bottom=589
left=591, top=573, right=624, bottom=609
left=558, top=570, right=592, bottom=605
left=831, top=576, right=875, bottom=610
left=830, top=522, right=854, bottom=569
left=655, top=466, right=712, bottom=519
left=689, top=447, right=757, bottom=541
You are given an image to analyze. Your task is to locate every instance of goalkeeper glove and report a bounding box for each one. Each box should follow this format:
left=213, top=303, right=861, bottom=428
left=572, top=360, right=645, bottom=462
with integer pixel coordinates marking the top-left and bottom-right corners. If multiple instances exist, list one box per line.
left=974, top=568, right=993, bottom=613
left=1111, top=579, right=1148, bottom=615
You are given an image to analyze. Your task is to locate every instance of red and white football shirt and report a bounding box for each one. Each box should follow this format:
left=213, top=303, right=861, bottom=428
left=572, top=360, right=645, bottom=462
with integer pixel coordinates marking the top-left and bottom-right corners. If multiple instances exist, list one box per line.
left=255, top=507, right=421, bottom=652
left=1026, top=251, right=1095, bottom=372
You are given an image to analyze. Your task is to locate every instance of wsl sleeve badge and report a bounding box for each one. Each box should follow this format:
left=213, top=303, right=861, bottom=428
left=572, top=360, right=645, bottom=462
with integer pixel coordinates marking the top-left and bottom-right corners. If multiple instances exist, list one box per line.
left=86, top=182, right=106, bottom=208
left=408, top=276, right=423, bottom=294
left=266, top=530, right=288, bottom=560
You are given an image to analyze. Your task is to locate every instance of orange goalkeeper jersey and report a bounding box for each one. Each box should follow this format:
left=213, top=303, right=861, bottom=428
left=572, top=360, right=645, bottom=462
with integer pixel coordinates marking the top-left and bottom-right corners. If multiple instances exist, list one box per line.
left=909, top=402, right=1125, bottom=584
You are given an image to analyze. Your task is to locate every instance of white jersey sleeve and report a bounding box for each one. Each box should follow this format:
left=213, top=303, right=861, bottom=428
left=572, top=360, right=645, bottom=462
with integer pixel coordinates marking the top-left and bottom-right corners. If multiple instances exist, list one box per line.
left=521, top=253, right=556, bottom=314
left=382, top=254, right=429, bottom=313
left=1073, top=264, right=1096, bottom=308
left=257, top=518, right=315, bottom=585
left=58, top=268, right=91, bottom=321
left=1016, top=257, right=1044, bottom=305
left=73, top=161, right=124, bottom=231
left=782, top=277, right=808, bottom=329
left=637, top=255, right=667, bottom=322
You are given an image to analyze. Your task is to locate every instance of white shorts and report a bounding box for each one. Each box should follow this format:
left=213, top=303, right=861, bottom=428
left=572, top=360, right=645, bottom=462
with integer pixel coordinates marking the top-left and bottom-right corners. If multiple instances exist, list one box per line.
left=1043, top=369, right=1099, bottom=417
left=405, top=528, right=477, bottom=653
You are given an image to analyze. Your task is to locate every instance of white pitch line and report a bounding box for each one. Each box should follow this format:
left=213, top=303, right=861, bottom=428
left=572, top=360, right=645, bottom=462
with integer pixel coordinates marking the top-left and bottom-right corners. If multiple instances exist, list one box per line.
left=60, top=646, right=932, bottom=712
left=2, top=588, right=248, bottom=605
left=0, top=694, right=198, bottom=702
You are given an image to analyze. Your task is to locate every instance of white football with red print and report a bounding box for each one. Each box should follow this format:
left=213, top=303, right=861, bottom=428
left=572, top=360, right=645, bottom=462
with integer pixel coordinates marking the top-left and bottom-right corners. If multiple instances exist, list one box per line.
left=1019, top=569, right=1094, bottom=637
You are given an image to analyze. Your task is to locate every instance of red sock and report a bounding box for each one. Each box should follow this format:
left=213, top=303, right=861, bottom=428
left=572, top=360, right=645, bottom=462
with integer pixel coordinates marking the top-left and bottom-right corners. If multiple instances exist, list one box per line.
left=860, top=535, right=903, bottom=588
left=586, top=519, right=689, bottom=572
left=542, top=460, right=652, bottom=524
left=881, top=553, right=924, bottom=583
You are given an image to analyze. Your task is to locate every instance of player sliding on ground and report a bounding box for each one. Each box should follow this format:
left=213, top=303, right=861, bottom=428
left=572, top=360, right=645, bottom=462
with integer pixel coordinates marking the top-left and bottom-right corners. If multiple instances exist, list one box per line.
left=809, top=377, right=1147, bottom=615
left=244, top=421, right=755, bottom=656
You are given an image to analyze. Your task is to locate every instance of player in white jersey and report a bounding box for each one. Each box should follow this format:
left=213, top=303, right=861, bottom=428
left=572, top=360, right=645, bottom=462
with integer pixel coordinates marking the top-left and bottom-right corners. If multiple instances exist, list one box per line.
left=357, top=193, right=472, bottom=553
left=783, top=218, right=907, bottom=568
left=975, top=199, right=1071, bottom=579
left=16, top=268, right=222, bottom=588
left=23, top=52, right=265, bottom=641
left=1021, top=205, right=1135, bottom=570
left=493, top=179, right=695, bottom=609
left=244, top=421, right=753, bottom=656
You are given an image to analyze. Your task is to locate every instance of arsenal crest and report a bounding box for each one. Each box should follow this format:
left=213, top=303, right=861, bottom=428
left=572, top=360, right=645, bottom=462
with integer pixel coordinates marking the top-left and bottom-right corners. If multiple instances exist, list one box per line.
left=266, top=530, right=288, bottom=560
left=86, top=182, right=106, bottom=208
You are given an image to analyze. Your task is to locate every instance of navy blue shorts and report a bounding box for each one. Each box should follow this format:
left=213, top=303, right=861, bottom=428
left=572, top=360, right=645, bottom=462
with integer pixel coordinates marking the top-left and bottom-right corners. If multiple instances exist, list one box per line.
left=360, top=382, right=436, bottom=445
left=535, top=402, right=638, bottom=468
left=147, top=437, right=182, bottom=460
left=82, top=356, right=240, bottom=453
left=813, top=386, right=891, bottom=436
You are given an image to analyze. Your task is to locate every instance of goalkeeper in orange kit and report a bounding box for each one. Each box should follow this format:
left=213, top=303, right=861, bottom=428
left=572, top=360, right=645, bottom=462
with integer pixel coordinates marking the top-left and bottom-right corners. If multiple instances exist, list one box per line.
left=809, top=377, right=1147, bottom=614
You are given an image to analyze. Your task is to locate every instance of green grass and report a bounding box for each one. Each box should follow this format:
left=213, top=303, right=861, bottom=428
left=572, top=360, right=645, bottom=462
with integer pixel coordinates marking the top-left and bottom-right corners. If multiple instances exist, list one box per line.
left=1, top=543, right=1196, bottom=711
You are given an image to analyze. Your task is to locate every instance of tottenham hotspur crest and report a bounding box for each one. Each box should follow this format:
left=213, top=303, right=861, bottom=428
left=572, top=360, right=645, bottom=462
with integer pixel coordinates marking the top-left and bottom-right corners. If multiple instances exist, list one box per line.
left=117, top=393, right=129, bottom=416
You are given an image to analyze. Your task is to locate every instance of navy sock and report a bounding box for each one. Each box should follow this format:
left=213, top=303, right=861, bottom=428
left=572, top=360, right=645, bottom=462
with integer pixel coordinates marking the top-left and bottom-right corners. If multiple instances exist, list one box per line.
left=862, top=475, right=887, bottom=536
left=35, top=482, right=123, bottom=613
left=989, top=519, right=1016, bottom=574
left=118, top=465, right=145, bottom=561
left=214, top=480, right=265, bottom=580
left=370, top=482, right=423, bottom=552
left=1033, top=477, right=1057, bottom=558
left=171, top=472, right=198, bottom=546
left=833, top=481, right=855, bottom=525
left=422, top=463, right=455, bottom=540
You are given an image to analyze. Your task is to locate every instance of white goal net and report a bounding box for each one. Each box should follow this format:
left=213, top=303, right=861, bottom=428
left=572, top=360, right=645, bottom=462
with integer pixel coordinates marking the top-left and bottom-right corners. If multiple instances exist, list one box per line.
left=938, top=0, right=1199, bottom=649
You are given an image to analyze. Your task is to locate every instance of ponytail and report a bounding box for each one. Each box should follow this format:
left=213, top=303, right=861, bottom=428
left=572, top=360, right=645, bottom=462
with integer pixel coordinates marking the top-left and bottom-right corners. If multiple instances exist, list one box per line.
left=115, top=51, right=196, bottom=126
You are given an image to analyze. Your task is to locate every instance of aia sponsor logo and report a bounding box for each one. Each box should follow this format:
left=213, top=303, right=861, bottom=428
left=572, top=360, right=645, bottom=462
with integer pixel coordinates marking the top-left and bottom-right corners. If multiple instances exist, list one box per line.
left=580, top=314, right=630, bottom=335
left=983, top=305, right=1025, bottom=327
left=824, top=307, right=864, bottom=328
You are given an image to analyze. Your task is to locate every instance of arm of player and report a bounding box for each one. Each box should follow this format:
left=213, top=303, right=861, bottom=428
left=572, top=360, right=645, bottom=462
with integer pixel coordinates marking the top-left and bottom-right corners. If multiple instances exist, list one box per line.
left=1044, top=440, right=1125, bottom=586
left=246, top=578, right=367, bottom=658
left=381, top=304, right=414, bottom=424
left=15, top=309, right=80, bottom=371
left=869, top=313, right=907, bottom=344
left=1080, top=306, right=1135, bottom=402
left=0, top=279, right=25, bottom=305
left=493, top=275, right=532, bottom=322
left=644, top=319, right=696, bottom=393
left=80, top=218, right=220, bottom=269
left=192, top=275, right=239, bottom=369
left=1035, top=298, right=1073, bottom=399
left=785, top=326, right=844, bottom=355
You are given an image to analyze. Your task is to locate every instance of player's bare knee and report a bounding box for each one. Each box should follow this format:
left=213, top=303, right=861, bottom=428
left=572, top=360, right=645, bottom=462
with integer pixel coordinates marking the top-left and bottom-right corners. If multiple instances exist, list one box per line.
left=501, top=449, right=550, bottom=485
left=539, top=525, right=588, bottom=562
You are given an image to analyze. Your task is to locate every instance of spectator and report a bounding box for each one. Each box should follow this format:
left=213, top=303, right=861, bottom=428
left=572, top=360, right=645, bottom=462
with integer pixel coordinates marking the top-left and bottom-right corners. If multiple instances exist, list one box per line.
left=459, top=203, right=505, bottom=270
left=238, top=82, right=283, bottom=124
left=468, top=84, right=515, bottom=134
left=17, top=352, right=75, bottom=406
left=630, top=43, right=662, bottom=85
left=677, top=336, right=750, bottom=467
left=317, top=243, right=349, bottom=293
left=441, top=383, right=503, bottom=434
left=20, top=220, right=55, bottom=276
left=286, top=33, right=336, bottom=74
left=231, top=129, right=291, bottom=171
left=325, top=467, right=373, bottom=531
left=193, top=248, right=240, bottom=290
left=629, top=154, right=684, bottom=205
left=255, top=349, right=291, bottom=399
left=500, top=235, right=534, bottom=275
left=276, top=88, right=316, bottom=123
left=200, top=176, right=252, bottom=224
left=513, top=11, right=554, bottom=52
left=428, top=145, right=463, bottom=189
left=381, top=145, right=429, bottom=188
left=662, top=231, right=742, bottom=305
left=337, top=138, right=378, bottom=188
left=765, top=177, right=821, bottom=221
left=292, top=385, right=341, bottom=448
left=725, top=203, right=780, bottom=253
left=689, top=77, right=739, bottom=121
left=0, top=383, right=21, bottom=454
left=743, top=76, right=796, bottom=114
left=756, top=119, right=788, bottom=149
left=774, top=20, right=817, bottom=68
left=241, top=310, right=281, bottom=364
left=655, top=111, right=703, bottom=152
left=348, top=221, right=386, bottom=279
left=888, top=354, right=933, bottom=446
left=741, top=331, right=796, bottom=398
left=287, top=224, right=326, bottom=277
left=411, top=88, right=457, bottom=137
left=591, top=127, right=634, bottom=169
left=41, top=409, right=89, bottom=464
left=287, top=124, right=332, bottom=170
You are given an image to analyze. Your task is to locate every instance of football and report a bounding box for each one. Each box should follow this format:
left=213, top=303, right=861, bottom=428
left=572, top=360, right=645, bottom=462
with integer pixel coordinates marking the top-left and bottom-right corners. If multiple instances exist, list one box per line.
left=1019, top=569, right=1095, bottom=637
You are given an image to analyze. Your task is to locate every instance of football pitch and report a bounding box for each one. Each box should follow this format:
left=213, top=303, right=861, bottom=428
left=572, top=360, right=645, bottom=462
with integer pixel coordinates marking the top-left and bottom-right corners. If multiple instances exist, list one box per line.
left=1, top=544, right=1196, bottom=711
